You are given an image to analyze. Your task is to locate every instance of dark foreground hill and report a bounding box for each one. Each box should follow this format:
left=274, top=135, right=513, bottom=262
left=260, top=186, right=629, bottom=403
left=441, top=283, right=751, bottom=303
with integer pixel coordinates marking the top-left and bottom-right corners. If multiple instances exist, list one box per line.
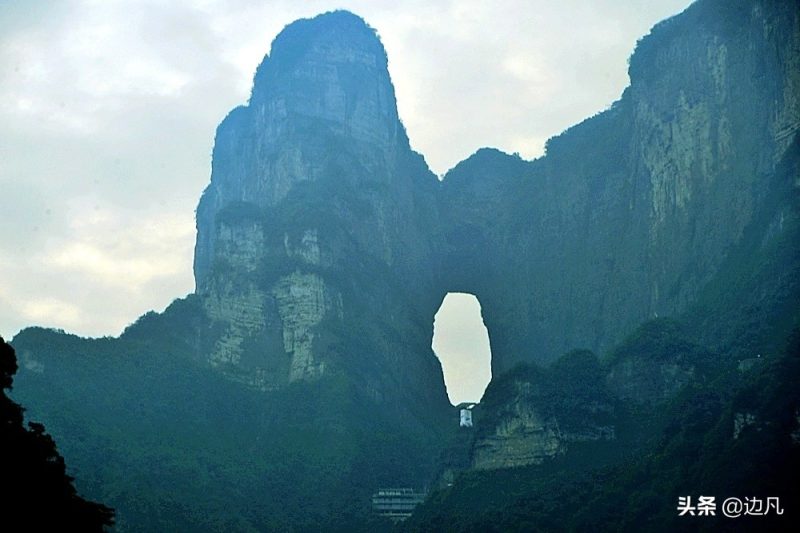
left=1, top=337, right=114, bottom=530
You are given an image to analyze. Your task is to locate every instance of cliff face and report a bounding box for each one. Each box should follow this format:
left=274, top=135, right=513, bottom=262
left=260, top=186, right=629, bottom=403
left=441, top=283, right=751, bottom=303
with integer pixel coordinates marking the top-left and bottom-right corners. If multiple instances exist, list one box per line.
left=468, top=321, right=724, bottom=472
left=470, top=350, right=616, bottom=471
left=191, top=0, right=798, bottom=405
left=193, top=12, right=447, bottom=412
left=194, top=11, right=405, bottom=286
left=408, top=337, right=800, bottom=531
left=441, top=0, right=800, bottom=374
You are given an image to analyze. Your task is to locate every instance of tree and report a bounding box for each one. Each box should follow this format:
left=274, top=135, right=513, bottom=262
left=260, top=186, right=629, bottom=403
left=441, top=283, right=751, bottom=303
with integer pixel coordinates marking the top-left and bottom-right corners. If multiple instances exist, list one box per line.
left=0, top=336, right=114, bottom=531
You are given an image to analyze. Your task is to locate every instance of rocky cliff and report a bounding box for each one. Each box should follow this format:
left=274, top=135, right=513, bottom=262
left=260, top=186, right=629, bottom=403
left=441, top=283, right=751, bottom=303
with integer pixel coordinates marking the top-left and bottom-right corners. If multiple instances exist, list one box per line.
left=192, top=0, right=799, bottom=397
left=468, top=320, right=718, bottom=472
left=407, top=331, right=800, bottom=532
left=440, top=0, right=799, bottom=374
left=197, top=1, right=799, bottom=399
left=470, top=350, right=616, bottom=471
left=193, top=12, right=448, bottom=416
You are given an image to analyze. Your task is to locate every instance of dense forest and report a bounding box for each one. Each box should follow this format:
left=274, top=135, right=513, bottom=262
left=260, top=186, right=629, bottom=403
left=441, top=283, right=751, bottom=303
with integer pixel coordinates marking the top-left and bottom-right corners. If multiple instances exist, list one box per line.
left=407, top=325, right=800, bottom=531
left=0, top=337, right=114, bottom=530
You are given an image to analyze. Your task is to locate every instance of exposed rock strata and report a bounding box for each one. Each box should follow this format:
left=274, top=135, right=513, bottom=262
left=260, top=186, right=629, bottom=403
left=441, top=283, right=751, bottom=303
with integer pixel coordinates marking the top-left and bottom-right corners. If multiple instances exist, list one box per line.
left=193, top=2, right=799, bottom=402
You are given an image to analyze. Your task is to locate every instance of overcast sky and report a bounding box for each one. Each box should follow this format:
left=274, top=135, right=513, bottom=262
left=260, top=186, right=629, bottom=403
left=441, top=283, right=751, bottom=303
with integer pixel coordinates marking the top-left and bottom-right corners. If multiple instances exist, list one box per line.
left=0, top=0, right=693, bottom=401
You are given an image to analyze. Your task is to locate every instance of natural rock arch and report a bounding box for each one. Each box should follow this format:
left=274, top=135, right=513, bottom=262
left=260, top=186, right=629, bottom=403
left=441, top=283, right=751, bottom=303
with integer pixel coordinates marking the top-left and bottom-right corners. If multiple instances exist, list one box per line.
left=192, top=8, right=798, bottom=415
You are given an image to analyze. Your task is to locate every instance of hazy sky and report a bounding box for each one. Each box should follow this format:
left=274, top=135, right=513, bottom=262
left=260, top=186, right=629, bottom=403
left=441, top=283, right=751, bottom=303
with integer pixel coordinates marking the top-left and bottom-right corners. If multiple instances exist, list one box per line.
left=434, top=293, right=492, bottom=404
left=0, top=0, right=693, bottom=400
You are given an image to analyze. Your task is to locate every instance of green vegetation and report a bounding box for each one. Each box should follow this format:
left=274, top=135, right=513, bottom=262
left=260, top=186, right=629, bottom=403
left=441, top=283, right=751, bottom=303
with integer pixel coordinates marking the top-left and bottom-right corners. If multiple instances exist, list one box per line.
left=11, top=299, right=442, bottom=531
left=1, top=336, right=114, bottom=530
left=476, top=349, right=613, bottom=439
left=407, top=329, right=799, bottom=532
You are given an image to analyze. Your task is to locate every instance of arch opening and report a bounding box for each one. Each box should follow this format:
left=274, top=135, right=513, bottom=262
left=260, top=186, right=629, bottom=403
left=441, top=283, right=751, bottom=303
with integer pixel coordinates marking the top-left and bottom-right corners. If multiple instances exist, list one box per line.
left=432, top=293, right=492, bottom=406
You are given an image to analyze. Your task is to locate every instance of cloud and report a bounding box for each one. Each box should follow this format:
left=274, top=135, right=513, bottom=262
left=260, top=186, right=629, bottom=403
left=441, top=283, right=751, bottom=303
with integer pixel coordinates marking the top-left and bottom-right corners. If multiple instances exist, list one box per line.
left=1, top=204, right=195, bottom=338
left=45, top=209, right=193, bottom=288
left=19, top=297, right=83, bottom=330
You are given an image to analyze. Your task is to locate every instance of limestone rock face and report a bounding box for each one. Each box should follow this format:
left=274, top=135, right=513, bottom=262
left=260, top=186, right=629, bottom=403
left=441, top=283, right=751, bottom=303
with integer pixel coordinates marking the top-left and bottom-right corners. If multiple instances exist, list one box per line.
left=471, top=351, right=616, bottom=471
left=733, top=411, right=757, bottom=440
left=471, top=397, right=618, bottom=470
left=194, top=11, right=405, bottom=290
left=273, top=271, right=342, bottom=382
left=193, top=11, right=447, bottom=412
left=439, top=0, right=800, bottom=374
left=472, top=383, right=564, bottom=470
left=192, top=1, right=798, bottom=408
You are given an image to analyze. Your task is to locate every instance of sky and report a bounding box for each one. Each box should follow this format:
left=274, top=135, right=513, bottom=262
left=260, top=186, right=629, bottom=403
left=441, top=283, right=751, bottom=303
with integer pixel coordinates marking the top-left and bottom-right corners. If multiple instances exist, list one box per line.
left=0, top=0, right=694, bottom=401
left=433, top=293, right=492, bottom=404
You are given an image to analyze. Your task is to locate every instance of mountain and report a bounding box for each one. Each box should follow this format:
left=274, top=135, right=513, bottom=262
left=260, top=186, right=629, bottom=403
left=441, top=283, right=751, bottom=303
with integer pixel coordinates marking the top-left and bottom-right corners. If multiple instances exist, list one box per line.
left=192, top=11, right=447, bottom=415
left=407, top=327, right=800, bottom=532
left=12, top=12, right=451, bottom=530
left=439, top=0, right=799, bottom=373
left=9, top=0, right=799, bottom=530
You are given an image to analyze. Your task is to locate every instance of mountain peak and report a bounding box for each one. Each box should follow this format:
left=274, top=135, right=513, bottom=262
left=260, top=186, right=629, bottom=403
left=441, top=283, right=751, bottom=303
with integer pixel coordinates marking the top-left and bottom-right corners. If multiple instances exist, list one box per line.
left=247, top=10, right=400, bottom=147
left=254, top=10, right=386, bottom=83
